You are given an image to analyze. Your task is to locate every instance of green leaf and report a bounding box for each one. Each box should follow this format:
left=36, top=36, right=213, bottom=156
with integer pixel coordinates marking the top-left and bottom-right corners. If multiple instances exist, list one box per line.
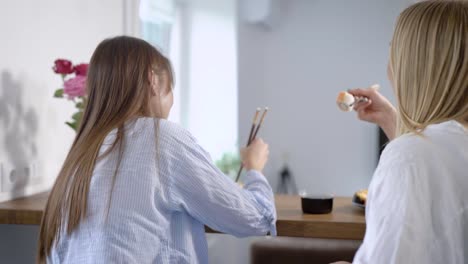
left=54, top=89, right=64, bottom=98
left=72, top=111, right=83, bottom=121
left=75, top=102, right=84, bottom=109
left=65, top=121, right=78, bottom=131
left=215, top=151, right=241, bottom=176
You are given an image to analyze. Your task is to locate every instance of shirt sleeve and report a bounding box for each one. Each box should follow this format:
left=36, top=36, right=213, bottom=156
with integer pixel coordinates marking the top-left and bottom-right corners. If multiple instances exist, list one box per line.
left=353, top=154, right=433, bottom=264
left=163, top=129, right=277, bottom=237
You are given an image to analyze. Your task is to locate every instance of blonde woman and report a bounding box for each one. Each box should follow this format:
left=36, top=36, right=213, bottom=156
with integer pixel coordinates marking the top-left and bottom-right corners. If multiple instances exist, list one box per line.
left=335, top=1, right=468, bottom=263
left=37, top=36, right=276, bottom=263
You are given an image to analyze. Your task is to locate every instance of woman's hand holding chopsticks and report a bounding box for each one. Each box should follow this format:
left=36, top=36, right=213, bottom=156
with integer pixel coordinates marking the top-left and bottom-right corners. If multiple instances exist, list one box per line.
left=236, top=107, right=269, bottom=182
left=240, top=138, right=269, bottom=172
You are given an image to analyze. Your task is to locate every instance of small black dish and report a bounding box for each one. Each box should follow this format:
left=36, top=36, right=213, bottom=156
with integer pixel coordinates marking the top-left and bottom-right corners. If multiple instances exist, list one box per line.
left=301, top=195, right=334, bottom=214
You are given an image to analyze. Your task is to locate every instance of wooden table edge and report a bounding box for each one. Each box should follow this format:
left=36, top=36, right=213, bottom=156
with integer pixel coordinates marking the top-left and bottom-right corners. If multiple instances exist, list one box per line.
left=0, top=193, right=366, bottom=240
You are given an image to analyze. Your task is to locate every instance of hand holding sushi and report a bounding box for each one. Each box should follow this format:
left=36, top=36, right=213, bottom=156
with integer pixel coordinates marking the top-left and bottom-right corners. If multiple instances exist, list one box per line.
left=338, top=85, right=397, bottom=140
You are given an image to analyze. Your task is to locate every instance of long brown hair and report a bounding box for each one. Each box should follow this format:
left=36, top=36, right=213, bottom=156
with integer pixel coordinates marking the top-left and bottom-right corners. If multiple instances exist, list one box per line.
left=390, top=1, right=468, bottom=136
left=37, top=36, right=173, bottom=262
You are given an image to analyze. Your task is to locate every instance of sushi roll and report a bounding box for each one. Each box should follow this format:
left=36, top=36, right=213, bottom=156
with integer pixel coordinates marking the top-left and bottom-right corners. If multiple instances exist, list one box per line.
left=336, top=91, right=356, bottom=112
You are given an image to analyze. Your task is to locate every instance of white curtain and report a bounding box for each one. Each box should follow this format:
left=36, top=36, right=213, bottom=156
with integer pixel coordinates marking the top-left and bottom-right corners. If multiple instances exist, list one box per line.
left=139, top=0, right=176, bottom=55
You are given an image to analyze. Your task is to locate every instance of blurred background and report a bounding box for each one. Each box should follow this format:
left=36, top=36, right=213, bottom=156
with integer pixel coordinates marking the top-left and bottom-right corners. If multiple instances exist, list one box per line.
left=0, top=0, right=414, bottom=262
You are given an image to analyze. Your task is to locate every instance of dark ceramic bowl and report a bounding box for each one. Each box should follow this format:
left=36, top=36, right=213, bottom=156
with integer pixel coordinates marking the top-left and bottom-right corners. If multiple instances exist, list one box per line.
left=301, top=195, right=334, bottom=214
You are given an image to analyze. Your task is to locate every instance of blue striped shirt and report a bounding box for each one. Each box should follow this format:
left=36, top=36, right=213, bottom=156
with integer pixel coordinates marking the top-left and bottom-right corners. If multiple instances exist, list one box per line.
left=48, top=117, right=277, bottom=264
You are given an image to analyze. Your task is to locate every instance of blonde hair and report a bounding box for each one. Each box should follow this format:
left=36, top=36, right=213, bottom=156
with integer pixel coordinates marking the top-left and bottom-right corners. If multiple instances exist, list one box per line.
left=390, top=1, right=468, bottom=136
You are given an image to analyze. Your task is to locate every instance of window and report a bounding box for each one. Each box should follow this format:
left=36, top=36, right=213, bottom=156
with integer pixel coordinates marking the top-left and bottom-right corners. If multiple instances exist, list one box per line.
left=138, top=0, right=238, bottom=170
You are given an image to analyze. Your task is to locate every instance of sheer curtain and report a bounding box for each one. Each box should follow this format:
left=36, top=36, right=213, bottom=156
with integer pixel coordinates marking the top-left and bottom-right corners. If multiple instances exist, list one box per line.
left=138, top=0, right=238, bottom=164
left=139, top=0, right=176, bottom=55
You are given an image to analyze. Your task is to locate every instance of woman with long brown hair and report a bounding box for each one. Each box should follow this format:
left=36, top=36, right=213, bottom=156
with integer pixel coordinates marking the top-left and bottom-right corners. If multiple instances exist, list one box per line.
left=335, top=1, right=468, bottom=263
left=37, top=36, right=276, bottom=263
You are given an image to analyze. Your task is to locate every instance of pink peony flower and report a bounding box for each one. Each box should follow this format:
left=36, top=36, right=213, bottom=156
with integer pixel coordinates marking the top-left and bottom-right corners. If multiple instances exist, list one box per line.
left=63, top=76, right=86, bottom=99
left=53, top=59, right=74, bottom=74
left=73, top=63, right=89, bottom=76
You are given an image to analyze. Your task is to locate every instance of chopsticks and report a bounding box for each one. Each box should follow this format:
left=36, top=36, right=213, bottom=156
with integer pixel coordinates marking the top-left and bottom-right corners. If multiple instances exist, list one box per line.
left=235, top=107, right=269, bottom=182
left=247, top=108, right=261, bottom=145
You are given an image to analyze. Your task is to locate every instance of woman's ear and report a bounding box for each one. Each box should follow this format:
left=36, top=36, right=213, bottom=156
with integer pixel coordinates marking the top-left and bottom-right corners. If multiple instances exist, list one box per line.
left=149, top=71, right=160, bottom=97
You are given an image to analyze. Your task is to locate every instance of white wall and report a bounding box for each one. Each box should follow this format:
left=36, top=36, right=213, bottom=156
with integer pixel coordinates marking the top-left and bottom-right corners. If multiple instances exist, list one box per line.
left=238, top=0, right=409, bottom=196
left=0, top=0, right=125, bottom=262
left=0, top=0, right=125, bottom=201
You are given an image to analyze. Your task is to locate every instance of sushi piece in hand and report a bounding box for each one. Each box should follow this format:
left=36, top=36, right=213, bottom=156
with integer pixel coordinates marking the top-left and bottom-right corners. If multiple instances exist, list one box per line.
left=336, top=91, right=356, bottom=112
left=336, top=84, right=379, bottom=112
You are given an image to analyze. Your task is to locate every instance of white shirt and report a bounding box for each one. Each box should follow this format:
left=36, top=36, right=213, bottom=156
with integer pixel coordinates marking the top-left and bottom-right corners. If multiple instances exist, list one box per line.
left=48, top=118, right=276, bottom=264
left=354, top=120, right=468, bottom=264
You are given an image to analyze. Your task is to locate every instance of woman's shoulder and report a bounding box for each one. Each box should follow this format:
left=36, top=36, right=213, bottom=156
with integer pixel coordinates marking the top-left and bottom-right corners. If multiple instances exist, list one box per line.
left=382, top=120, right=466, bottom=164
left=369, top=135, right=425, bottom=211
left=132, top=117, right=197, bottom=148
left=380, top=133, right=427, bottom=166
left=375, top=131, right=434, bottom=186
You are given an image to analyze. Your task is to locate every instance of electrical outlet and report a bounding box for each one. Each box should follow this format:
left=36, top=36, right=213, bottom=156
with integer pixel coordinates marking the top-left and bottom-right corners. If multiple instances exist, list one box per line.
left=0, top=163, right=38, bottom=193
